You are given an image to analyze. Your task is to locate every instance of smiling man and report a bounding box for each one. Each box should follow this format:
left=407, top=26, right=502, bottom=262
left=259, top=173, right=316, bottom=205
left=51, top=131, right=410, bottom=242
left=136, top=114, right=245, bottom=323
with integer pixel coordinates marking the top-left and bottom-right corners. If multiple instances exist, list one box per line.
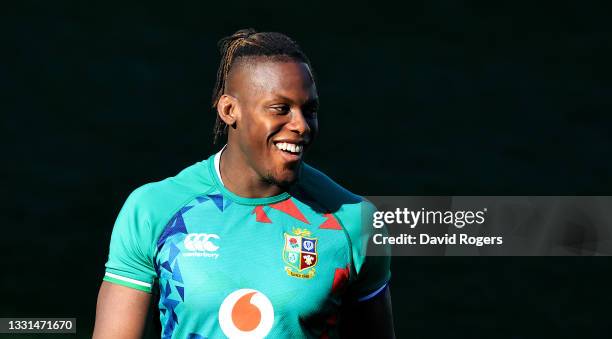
left=93, top=29, right=394, bottom=339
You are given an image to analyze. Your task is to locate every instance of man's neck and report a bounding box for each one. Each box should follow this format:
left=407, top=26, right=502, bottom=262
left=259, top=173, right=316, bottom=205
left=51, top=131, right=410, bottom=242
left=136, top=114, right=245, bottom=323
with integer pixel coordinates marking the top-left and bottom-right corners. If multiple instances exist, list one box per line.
left=219, top=145, right=285, bottom=198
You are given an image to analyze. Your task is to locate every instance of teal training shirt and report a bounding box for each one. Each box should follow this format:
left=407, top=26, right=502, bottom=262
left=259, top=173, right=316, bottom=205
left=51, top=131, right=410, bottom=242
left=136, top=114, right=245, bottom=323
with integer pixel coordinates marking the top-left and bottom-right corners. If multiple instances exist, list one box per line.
left=103, top=152, right=390, bottom=338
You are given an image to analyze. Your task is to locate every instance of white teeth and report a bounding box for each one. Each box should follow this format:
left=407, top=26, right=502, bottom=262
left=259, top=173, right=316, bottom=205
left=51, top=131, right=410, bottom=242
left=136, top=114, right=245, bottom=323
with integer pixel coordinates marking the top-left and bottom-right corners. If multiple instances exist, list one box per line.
left=274, top=142, right=302, bottom=153
left=275, top=142, right=287, bottom=151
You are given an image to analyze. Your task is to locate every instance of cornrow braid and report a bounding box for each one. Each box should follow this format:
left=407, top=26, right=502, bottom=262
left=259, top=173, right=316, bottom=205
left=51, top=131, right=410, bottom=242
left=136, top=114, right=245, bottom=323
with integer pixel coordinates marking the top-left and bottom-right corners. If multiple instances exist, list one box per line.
left=211, top=28, right=313, bottom=144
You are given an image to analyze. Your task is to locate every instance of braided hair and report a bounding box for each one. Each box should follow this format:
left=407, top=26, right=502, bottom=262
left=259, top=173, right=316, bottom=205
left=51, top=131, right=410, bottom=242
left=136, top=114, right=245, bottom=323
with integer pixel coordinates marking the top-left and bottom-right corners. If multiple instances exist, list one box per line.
left=211, top=28, right=313, bottom=144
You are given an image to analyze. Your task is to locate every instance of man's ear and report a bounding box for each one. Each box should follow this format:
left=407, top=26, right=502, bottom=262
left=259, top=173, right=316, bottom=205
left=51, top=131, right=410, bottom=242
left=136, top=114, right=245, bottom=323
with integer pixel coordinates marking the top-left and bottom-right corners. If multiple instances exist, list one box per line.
left=217, top=94, right=239, bottom=128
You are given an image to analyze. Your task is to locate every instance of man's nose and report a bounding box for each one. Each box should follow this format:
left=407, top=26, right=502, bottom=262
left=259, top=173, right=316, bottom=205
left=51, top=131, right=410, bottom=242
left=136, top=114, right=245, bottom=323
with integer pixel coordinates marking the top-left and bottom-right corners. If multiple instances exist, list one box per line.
left=288, top=109, right=311, bottom=138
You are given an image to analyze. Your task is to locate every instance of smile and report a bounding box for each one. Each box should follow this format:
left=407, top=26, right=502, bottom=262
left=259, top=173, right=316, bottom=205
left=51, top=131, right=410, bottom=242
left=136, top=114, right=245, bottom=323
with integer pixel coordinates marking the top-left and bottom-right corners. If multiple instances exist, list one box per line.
left=274, top=142, right=303, bottom=155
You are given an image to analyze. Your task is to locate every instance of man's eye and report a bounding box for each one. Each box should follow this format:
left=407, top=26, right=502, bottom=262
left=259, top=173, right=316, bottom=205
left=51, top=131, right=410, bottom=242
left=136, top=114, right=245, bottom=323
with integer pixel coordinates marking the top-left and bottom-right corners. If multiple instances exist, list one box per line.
left=271, top=106, right=290, bottom=114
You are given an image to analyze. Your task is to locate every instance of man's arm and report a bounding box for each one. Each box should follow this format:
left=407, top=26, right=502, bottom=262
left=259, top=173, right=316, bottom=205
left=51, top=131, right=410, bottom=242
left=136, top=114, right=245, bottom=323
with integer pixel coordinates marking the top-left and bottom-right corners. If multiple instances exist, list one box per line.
left=339, top=286, right=396, bottom=338
left=93, top=281, right=152, bottom=339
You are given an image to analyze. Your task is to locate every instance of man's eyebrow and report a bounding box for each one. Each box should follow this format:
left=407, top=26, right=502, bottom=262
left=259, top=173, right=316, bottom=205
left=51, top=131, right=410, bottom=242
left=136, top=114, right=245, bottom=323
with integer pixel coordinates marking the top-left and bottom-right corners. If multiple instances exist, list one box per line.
left=268, top=95, right=292, bottom=102
left=267, top=95, right=319, bottom=106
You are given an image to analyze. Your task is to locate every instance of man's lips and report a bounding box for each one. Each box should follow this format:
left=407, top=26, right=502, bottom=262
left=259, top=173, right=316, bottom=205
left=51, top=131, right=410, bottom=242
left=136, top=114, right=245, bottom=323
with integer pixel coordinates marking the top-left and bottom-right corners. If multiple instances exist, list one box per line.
left=272, top=140, right=306, bottom=162
left=275, top=147, right=301, bottom=162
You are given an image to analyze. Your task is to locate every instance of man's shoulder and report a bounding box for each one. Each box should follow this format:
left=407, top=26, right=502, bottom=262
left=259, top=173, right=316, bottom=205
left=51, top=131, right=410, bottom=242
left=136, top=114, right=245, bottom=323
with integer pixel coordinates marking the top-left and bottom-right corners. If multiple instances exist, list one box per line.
left=121, top=158, right=216, bottom=225
left=297, top=163, right=373, bottom=216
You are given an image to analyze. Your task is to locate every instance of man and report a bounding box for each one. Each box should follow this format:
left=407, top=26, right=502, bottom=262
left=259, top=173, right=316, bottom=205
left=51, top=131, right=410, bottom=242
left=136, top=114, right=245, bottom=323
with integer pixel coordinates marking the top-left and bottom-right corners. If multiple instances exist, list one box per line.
left=93, top=28, right=394, bottom=338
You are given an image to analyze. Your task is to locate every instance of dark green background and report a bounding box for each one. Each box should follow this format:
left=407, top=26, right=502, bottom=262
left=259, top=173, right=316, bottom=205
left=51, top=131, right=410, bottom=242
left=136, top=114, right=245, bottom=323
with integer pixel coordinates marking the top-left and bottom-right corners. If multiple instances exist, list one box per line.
left=3, top=1, right=612, bottom=338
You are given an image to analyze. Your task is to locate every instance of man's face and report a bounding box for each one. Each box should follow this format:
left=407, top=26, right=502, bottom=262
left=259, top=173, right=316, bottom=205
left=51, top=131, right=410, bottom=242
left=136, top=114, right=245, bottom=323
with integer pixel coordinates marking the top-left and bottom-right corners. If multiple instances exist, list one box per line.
left=227, top=60, right=319, bottom=187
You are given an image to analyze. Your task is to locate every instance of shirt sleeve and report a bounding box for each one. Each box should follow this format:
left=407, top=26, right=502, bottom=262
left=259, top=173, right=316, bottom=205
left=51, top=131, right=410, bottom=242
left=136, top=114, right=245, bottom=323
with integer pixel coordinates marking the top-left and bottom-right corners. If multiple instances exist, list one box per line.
left=103, top=186, right=157, bottom=293
left=345, top=200, right=392, bottom=301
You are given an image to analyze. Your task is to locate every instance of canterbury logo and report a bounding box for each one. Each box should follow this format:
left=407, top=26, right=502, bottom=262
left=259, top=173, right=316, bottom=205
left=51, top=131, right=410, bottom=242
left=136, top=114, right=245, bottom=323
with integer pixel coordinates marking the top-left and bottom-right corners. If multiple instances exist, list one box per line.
left=183, top=233, right=220, bottom=258
left=218, top=289, right=274, bottom=338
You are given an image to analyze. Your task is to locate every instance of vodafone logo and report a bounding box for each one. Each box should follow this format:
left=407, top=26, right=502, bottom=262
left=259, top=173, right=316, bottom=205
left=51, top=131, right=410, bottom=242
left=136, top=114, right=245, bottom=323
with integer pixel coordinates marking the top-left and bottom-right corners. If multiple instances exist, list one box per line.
left=218, top=289, right=274, bottom=338
left=183, top=233, right=220, bottom=258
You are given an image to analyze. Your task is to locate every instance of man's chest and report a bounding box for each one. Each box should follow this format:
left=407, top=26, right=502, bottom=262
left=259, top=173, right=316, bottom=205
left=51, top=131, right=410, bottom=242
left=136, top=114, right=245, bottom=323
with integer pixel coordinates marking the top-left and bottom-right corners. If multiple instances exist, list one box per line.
left=153, top=196, right=352, bottom=323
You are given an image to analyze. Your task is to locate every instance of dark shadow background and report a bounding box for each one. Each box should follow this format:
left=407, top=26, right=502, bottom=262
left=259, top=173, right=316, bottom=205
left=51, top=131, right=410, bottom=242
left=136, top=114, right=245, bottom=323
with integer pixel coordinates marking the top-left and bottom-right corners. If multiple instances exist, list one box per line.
left=3, top=1, right=612, bottom=338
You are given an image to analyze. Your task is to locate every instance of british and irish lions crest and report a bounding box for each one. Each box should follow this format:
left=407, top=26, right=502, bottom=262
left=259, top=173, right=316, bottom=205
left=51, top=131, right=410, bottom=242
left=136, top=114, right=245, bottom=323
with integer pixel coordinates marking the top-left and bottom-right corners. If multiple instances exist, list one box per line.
left=283, top=228, right=317, bottom=279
